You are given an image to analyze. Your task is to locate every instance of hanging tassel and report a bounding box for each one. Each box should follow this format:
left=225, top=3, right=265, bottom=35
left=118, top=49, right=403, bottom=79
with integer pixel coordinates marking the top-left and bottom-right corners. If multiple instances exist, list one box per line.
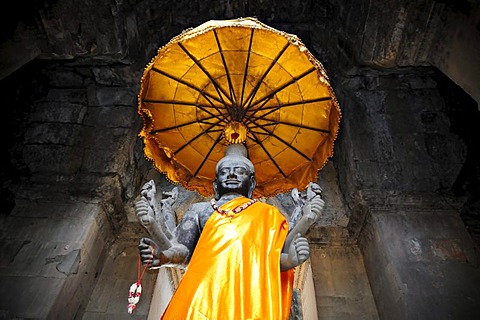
left=127, top=256, right=148, bottom=314
left=127, top=282, right=142, bottom=314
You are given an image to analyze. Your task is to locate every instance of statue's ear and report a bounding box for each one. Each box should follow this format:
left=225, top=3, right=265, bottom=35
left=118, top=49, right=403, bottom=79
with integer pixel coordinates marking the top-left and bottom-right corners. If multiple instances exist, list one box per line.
left=247, top=174, right=256, bottom=198
left=213, top=179, right=220, bottom=200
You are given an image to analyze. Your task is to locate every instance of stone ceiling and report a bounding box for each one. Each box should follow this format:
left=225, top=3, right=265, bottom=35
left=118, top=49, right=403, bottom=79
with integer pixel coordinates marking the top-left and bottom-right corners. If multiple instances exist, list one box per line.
left=1, top=0, right=480, bottom=104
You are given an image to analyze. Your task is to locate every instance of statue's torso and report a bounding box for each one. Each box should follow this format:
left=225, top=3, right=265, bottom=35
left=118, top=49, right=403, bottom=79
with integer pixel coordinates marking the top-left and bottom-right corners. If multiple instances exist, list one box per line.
left=190, top=195, right=247, bottom=231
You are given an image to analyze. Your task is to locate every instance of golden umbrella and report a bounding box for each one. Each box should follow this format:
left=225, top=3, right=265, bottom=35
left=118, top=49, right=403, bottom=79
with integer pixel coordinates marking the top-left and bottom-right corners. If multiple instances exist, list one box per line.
left=138, top=17, right=342, bottom=198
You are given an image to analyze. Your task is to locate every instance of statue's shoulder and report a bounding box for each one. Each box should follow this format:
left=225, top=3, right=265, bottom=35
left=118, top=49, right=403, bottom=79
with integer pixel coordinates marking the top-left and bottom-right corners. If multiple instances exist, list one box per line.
left=255, top=200, right=285, bottom=217
left=188, top=200, right=212, bottom=213
left=188, top=200, right=214, bottom=228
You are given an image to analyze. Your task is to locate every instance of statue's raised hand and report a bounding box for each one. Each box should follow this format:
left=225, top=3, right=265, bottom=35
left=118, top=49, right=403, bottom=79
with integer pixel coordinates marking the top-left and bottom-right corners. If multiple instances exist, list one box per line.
left=160, top=187, right=178, bottom=234
left=282, top=182, right=325, bottom=270
left=290, top=182, right=325, bottom=237
left=280, top=233, right=310, bottom=271
left=300, top=192, right=325, bottom=232
left=135, top=180, right=176, bottom=251
left=136, top=197, right=155, bottom=227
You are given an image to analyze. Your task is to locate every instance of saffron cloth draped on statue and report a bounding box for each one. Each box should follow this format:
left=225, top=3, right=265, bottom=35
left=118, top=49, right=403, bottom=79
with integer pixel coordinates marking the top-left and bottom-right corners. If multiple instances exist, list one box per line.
left=161, top=197, right=294, bottom=319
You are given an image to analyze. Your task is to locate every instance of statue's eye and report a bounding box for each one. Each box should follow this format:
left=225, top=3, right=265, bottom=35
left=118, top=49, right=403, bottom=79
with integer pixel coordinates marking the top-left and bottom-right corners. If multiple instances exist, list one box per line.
left=234, top=167, right=247, bottom=175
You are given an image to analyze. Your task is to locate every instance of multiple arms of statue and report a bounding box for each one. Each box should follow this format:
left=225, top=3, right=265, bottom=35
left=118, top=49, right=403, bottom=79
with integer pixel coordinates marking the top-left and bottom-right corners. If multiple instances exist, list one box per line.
left=138, top=237, right=190, bottom=268
left=280, top=182, right=325, bottom=271
left=136, top=180, right=325, bottom=271
left=136, top=180, right=194, bottom=269
left=135, top=180, right=176, bottom=250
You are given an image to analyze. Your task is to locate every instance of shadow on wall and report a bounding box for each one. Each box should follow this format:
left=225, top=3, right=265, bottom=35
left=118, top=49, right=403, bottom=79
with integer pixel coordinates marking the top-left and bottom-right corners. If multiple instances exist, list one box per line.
left=435, top=70, right=480, bottom=245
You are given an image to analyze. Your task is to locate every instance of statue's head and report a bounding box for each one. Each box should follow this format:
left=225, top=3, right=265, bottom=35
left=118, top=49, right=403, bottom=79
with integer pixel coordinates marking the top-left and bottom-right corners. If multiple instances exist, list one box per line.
left=213, top=144, right=256, bottom=199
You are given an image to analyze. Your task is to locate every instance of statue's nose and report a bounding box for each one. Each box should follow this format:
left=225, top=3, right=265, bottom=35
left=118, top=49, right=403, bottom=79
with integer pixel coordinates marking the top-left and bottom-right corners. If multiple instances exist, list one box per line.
left=227, top=168, right=236, bottom=177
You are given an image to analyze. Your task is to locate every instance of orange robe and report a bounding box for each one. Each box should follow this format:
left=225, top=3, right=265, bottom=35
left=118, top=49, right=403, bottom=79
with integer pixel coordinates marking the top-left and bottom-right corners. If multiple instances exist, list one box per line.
left=161, top=197, right=294, bottom=320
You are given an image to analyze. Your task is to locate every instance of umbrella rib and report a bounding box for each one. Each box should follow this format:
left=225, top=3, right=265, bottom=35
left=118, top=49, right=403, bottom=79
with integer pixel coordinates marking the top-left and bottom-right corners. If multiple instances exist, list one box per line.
left=253, top=96, right=332, bottom=110
left=240, top=28, right=254, bottom=107
left=249, top=119, right=330, bottom=134
left=144, top=98, right=228, bottom=124
left=173, top=119, right=224, bottom=155
left=205, top=128, right=225, bottom=133
left=151, top=67, right=229, bottom=107
left=245, top=67, right=317, bottom=114
left=213, top=29, right=238, bottom=106
left=193, top=132, right=224, bottom=177
left=177, top=43, right=233, bottom=106
left=143, top=99, right=227, bottom=110
left=242, top=41, right=290, bottom=110
left=250, top=119, right=312, bottom=161
left=151, top=115, right=220, bottom=134
left=248, top=132, right=287, bottom=178
left=244, top=96, right=332, bottom=126
left=142, top=99, right=226, bottom=115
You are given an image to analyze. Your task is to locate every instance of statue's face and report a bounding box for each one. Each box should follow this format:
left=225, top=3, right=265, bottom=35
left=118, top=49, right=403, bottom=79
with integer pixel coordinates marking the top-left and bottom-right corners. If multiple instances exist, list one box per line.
left=215, top=159, right=254, bottom=198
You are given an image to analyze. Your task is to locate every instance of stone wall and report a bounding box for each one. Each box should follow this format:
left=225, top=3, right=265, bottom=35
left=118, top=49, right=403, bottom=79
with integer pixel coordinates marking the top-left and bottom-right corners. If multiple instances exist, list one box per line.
left=332, top=65, right=480, bottom=318
left=0, top=60, right=150, bottom=317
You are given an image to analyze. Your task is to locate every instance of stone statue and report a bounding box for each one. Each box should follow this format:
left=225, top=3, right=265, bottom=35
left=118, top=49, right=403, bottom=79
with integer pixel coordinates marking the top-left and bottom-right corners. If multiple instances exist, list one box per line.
left=136, top=144, right=324, bottom=319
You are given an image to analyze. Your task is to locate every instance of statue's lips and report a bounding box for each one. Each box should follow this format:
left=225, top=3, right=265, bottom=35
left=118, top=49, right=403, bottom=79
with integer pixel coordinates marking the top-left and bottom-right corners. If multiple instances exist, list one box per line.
left=225, top=179, right=240, bottom=184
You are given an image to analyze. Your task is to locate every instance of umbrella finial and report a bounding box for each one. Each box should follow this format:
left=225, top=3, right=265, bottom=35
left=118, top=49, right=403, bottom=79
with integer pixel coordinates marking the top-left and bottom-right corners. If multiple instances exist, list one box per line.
left=224, top=122, right=247, bottom=144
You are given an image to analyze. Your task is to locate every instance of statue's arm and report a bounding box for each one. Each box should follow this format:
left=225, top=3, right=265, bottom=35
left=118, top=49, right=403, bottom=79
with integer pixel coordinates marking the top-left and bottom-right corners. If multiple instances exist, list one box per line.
left=135, top=198, right=173, bottom=251
left=135, top=180, right=178, bottom=251
left=280, top=233, right=310, bottom=271
left=284, top=183, right=324, bottom=249
left=138, top=204, right=203, bottom=269
left=280, top=183, right=325, bottom=271
left=284, top=195, right=324, bottom=248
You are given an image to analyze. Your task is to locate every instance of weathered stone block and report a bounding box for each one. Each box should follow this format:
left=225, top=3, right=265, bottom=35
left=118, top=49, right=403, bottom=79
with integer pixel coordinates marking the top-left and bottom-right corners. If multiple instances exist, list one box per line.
left=80, top=128, right=135, bottom=174
left=83, top=106, right=139, bottom=128
left=360, top=209, right=480, bottom=320
left=42, top=66, right=85, bottom=87
left=311, top=246, right=379, bottom=320
left=87, top=86, right=137, bottom=107
left=22, top=144, right=83, bottom=174
left=24, top=122, right=83, bottom=145
left=0, top=276, right=65, bottom=319
left=46, top=88, right=87, bottom=103
left=92, top=66, right=140, bottom=86
left=29, top=101, right=87, bottom=124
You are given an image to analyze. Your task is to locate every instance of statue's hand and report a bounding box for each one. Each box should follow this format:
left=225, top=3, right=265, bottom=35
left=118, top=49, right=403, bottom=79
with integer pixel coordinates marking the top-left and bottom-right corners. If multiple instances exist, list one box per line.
left=135, top=197, right=155, bottom=227
left=161, top=187, right=178, bottom=207
left=306, top=182, right=322, bottom=200
left=290, top=233, right=310, bottom=265
left=285, top=184, right=325, bottom=254
left=302, top=194, right=325, bottom=225
left=139, top=237, right=190, bottom=268
left=135, top=180, right=175, bottom=250
left=160, top=187, right=178, bottom=233
left=140, top=180, right=156, bottom=199
left=138, top=237, right=162, bottom=268
left=281, top=233, right=310, bottom=270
